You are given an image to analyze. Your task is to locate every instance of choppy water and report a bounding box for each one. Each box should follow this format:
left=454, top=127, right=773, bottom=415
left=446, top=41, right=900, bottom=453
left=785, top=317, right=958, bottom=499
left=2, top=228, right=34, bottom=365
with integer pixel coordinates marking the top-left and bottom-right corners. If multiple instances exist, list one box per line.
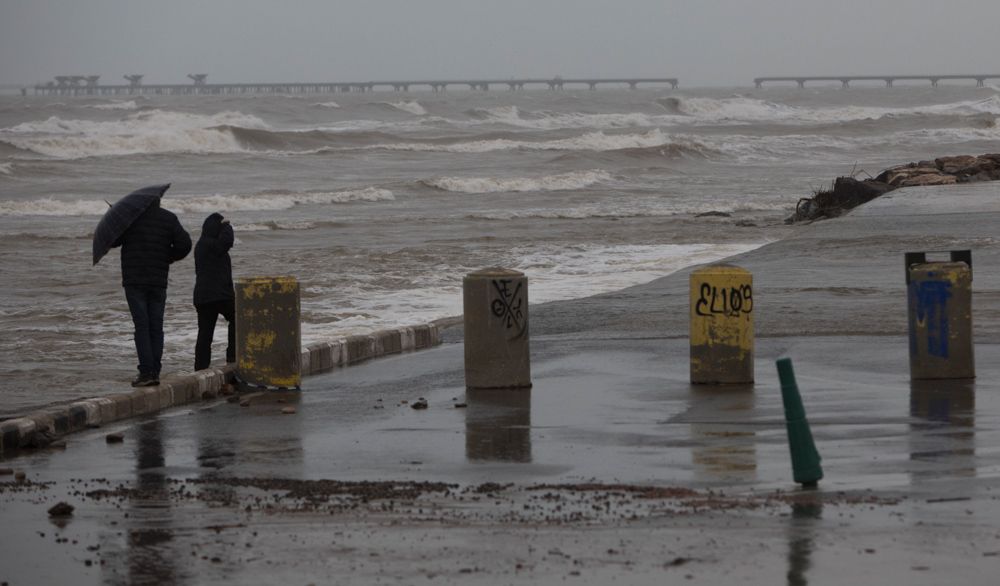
left=1, top=85, right=998, bottom=415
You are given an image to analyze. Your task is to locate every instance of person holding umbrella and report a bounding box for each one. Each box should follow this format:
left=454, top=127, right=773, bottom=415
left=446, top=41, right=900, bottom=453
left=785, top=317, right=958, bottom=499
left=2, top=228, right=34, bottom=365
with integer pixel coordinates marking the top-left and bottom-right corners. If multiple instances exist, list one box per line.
left=193, top=212, right=236, bottom=371
left=95, top=184, right=191, bottom=387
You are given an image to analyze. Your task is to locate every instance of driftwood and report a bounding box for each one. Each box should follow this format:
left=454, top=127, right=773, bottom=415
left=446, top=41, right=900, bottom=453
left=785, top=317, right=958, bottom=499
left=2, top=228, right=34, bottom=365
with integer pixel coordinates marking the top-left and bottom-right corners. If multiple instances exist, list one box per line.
left=788, top=154, right=1000, bottom=223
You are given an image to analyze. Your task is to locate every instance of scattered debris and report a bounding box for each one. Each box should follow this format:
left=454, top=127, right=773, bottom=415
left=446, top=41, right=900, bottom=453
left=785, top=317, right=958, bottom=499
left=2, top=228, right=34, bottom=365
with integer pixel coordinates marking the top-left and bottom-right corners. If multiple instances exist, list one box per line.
left=694, top=211, right=731, bottom=218
left=0, top=468, right=13, bottom=476
left=454, top=403, right=468, bottom=409
left=47, top=502, right=74, bottom=517
left=411, top=398, right=428, bottom=410
left=280, top=407, right=297, bottom=415
left=105, top=432, right=124, bottom=444
left=14, top=471, right=26, bottom=482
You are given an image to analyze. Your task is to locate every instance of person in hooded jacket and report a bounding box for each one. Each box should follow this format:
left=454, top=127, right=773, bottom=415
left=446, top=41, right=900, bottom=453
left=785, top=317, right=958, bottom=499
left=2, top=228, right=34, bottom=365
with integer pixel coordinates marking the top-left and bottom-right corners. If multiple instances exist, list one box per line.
left=193, top=212, right=236, bottom=371
left=112, top=197, right=191, bottom=387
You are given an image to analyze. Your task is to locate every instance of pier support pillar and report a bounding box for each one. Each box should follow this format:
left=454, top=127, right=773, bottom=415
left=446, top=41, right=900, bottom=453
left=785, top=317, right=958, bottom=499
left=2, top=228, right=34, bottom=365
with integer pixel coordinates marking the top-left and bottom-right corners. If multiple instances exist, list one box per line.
left=463, top=268, right=531, bottom=390
left=906, top=251, right=974, bottom=380
left=690, top=265, right=754, bottom=384
left=235, top=276, right=302, bottom=391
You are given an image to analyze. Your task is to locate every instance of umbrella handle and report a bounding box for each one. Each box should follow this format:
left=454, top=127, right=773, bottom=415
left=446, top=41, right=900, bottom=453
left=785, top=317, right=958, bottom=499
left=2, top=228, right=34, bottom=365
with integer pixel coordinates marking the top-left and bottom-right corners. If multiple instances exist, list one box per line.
left=104, top=200, right=113, bottom=208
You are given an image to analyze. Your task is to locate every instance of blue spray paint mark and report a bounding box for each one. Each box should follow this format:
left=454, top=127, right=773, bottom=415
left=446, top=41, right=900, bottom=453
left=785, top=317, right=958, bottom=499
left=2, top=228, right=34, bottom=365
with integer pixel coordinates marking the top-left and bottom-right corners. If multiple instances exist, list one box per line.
left=909, top=279, right=952, bottom=358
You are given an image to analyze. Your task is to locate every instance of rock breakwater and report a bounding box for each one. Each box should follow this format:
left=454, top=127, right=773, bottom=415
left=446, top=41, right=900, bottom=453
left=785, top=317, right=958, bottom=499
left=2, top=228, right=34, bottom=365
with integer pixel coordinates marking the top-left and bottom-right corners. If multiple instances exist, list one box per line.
left=789, top=154, right=1000, bottom=222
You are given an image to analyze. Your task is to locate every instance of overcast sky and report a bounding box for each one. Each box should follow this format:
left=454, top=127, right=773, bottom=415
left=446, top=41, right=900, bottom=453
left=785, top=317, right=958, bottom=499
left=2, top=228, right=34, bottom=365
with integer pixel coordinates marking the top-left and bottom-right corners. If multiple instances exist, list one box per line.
left=2, top=0, right=999, bottom=87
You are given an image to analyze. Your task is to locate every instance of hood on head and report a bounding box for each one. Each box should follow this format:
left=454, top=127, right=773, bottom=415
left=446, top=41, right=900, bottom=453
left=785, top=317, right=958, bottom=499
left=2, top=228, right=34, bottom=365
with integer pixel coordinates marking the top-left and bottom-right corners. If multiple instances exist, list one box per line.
left=201, top=212, right=225, bottom=238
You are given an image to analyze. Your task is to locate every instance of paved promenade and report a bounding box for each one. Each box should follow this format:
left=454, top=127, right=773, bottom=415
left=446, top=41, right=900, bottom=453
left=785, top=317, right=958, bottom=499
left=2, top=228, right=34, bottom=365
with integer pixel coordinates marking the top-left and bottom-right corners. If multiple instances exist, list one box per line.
left=2, top=182, right=1000, bottom=584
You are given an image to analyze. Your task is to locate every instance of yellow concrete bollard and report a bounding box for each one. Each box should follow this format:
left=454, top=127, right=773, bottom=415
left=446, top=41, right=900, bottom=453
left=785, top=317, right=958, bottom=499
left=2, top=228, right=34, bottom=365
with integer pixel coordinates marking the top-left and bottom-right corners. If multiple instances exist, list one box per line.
left=463, top=268, right=531, bottom=389
left=690, top=264, right=754, bottom=384
left=235, top=276, right=302, bottom=391
left=906, top=251, right=974, bottom=380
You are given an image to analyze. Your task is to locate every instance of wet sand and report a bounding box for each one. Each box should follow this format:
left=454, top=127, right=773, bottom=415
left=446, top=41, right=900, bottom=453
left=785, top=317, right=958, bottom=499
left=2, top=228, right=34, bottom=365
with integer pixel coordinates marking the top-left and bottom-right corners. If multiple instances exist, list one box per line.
left=2, top=182, right=1000, bottom=584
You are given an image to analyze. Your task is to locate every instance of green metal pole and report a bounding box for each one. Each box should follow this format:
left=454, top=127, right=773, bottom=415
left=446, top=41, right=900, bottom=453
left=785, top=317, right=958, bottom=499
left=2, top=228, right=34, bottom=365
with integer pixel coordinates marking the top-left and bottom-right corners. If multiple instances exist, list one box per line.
left=776, top=358, right=823, bottom=487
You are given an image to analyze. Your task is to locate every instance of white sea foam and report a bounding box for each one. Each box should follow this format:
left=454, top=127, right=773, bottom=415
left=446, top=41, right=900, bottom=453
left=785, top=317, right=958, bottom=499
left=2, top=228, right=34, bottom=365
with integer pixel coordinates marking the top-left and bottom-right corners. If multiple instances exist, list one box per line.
left=0, top=197, right=110, bottom=216
left=0, top=109, right=268, bottom=158
left=370, top=129, right=681, bottom=153
left=385, top=100, right=427, bottom=115
left=312, top=101, right=341, bottom=108
left=0, top=162, right=12, bottom=176
left=235, top=220, right=319, bottom=232
left=423, top=170, right=611, bottom=193
left=85, top=100, right=139, bottom=111
left=671, top=95, right=1000, bottom=125
left=0, top=187, right=394, bottom=217
left=514, top=242, right=767, bottom=305
left=298, top=242, right=768, bottom=342
left=166, top=187, right=396, bottom=214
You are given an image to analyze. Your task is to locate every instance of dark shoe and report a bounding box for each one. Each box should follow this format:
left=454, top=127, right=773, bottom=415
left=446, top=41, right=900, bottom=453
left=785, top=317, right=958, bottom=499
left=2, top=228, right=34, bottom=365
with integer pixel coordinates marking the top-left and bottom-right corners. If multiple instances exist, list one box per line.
left=131, top=374, right=160, bottom=387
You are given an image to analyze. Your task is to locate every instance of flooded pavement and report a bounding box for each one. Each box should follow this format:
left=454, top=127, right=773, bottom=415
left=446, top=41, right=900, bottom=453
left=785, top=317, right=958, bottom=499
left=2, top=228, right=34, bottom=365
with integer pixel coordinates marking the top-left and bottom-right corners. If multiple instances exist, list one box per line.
left=4, top=183, right=1000, bottom=584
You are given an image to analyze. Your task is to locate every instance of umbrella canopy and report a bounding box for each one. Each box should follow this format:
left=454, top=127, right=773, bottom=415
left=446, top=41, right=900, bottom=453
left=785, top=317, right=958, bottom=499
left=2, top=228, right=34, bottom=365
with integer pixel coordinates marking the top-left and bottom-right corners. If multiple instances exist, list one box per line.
left=92, top=184, right=171, bottom=265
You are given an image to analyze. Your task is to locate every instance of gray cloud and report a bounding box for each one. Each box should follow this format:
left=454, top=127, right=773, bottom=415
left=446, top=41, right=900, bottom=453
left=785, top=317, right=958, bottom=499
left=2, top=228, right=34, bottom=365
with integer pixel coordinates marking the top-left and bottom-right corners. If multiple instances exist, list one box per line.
left=2, top=0, right=998, bottom=87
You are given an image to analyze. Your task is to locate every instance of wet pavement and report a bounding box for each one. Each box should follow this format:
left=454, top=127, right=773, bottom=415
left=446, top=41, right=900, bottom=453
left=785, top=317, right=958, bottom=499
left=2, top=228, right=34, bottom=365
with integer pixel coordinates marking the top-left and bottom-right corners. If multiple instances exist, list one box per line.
left=3, top=183, right=1000, bottom=584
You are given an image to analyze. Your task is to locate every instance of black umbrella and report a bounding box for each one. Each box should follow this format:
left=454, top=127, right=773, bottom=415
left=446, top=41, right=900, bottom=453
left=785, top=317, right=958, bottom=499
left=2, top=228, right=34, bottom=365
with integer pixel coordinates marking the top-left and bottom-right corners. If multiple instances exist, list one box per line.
left=92, top=183, right=171, bottom=265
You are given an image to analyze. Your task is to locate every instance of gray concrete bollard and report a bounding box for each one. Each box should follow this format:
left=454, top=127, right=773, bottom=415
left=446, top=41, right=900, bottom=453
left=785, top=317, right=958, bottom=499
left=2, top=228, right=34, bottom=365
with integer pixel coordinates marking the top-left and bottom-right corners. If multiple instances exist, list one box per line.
left=235, top=276, right=302, bottom=390
left=463, top=268, right=531, bottom=389
left=690, top=264, right=754, bottom=384
left=906, top=251, right=974, bottom=380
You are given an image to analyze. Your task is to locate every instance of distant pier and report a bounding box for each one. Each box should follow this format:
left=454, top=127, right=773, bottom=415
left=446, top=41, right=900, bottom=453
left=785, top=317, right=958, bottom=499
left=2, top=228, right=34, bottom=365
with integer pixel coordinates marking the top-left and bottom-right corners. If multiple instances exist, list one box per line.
left=31, top=75, right=679, bottom=96
left=754, top=75, right=1000, bottom=89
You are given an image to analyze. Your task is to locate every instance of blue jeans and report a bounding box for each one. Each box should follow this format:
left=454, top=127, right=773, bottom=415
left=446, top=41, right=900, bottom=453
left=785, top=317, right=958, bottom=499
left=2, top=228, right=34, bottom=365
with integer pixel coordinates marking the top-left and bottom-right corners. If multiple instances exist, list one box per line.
left=124, top=286, right=167, bottom=377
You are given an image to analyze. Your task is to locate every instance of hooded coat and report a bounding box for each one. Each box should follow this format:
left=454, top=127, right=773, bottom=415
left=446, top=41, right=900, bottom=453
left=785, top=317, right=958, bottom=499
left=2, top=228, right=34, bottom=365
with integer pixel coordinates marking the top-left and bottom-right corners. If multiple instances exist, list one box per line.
left=115, top=199, right=191, bottom=288
left=193, top=213, right=235, bottom=305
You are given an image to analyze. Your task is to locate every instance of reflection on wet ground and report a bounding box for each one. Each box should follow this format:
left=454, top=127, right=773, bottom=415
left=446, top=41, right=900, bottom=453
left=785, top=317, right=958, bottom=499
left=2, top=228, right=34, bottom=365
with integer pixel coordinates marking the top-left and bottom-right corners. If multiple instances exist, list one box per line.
left=465, top=389, right=532, bottom=463
left=3, top=338, right=1000, bottom=584
left=688, top=384, right=758, bottom=483
left=909, top=379, right=976, bottom=481
left=786, top=497, right=822, bottom=586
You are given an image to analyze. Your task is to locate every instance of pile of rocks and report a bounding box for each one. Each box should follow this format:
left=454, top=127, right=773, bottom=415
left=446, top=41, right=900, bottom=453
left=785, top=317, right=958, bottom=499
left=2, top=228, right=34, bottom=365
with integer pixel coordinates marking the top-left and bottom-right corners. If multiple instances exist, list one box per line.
left=789, top=154, right=1000, bottom=223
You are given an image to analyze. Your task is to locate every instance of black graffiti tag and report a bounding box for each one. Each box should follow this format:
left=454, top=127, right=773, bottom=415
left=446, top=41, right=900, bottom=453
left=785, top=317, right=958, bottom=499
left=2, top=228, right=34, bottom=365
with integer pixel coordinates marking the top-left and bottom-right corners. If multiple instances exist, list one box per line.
left=491, top=279, right=524, bottom=330
left=695, top=283, right=753, bottom=317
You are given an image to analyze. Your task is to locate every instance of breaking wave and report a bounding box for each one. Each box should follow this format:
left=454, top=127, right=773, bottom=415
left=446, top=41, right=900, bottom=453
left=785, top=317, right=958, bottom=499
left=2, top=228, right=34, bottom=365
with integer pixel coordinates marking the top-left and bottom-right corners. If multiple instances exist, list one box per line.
left=422, top=170, right=612, bottom=193
left=660, top=94, right=1000, bottom=125
left=366, top=129, right=684, bottom=153
left=0, top=187, right=394, bottom=217
left=0, top=109, right=268, bottom=158
left=0, top=162, right=12, bottom=176
left=381, top=101, right=427, bottom=115
left=84, top=100, right=140, bottom=111
left=312, top=101, right=341, bottom=108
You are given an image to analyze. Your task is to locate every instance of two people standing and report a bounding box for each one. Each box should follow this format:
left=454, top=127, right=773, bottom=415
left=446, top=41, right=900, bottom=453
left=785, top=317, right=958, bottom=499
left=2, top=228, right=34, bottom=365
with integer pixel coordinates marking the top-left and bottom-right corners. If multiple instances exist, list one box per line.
left=113, top=196, right=235, bottom=386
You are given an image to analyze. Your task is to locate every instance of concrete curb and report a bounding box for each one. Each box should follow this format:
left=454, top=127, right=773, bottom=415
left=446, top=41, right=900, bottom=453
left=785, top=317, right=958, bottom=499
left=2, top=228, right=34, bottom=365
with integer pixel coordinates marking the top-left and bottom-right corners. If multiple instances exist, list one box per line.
left=0, top=322, right=442, bottom=457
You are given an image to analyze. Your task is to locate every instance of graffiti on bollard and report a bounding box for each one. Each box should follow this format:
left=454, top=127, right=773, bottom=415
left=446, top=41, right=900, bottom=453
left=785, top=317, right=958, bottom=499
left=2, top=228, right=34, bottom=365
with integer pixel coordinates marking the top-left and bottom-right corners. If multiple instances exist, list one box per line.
left=690, top=264, right=754, bottom=384
left=463, top=268, right=531, bottom=390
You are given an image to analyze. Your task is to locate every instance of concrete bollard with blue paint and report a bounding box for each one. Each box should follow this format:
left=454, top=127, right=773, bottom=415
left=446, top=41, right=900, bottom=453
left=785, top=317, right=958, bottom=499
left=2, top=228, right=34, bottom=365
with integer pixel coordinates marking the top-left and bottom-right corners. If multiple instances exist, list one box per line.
left=906, top=251, right=974, bottom=380
left=463, top=268, right=531, bottom=390
left=235, top=276, right=302, bottom=391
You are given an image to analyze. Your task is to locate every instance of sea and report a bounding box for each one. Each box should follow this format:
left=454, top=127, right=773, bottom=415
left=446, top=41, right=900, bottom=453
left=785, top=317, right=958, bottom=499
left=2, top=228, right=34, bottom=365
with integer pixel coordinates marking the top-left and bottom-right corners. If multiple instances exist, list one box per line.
left=1, top=84, right=999, bottom=416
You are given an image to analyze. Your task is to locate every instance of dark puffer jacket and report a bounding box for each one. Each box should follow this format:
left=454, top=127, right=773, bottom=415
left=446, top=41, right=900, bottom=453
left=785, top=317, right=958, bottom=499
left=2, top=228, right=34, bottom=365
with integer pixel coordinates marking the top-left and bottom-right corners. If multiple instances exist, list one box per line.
left=114, top=199, right=191, bottom=288
left=193, top=212, right=235, bottom=304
